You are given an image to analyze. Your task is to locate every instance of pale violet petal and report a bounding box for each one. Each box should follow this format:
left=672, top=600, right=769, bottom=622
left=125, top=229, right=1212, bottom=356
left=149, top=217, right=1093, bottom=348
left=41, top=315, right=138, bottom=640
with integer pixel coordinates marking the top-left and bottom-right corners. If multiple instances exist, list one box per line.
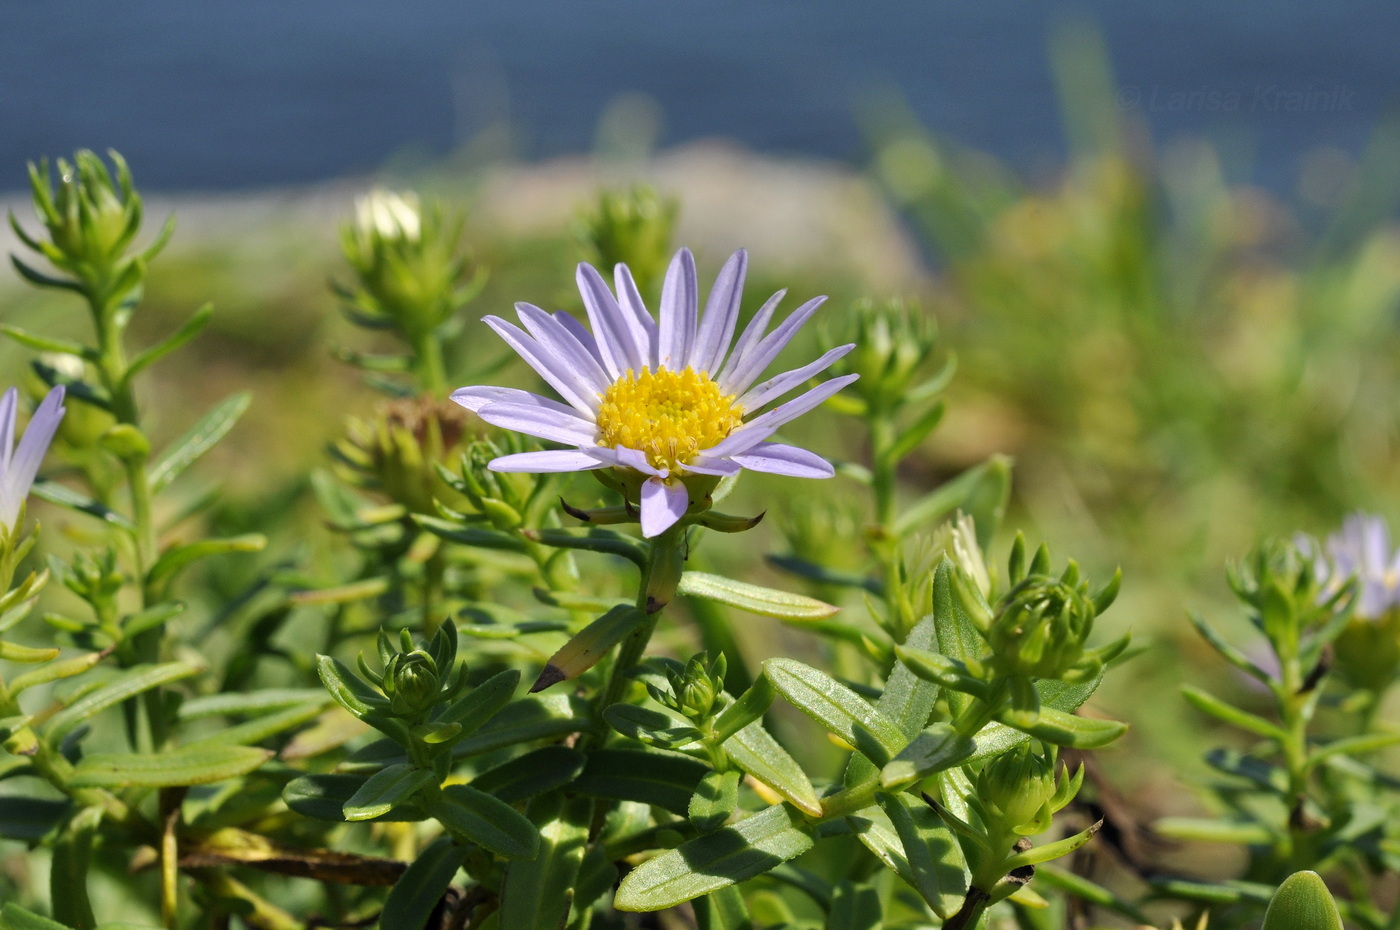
left=578, top=262, right=644, bottom=375
left=0, top=387, right=17, bottom=473
left=514, top=303, right=612, bottom=393
left=738, top=343, right=856, bottom=412
left=551, top=311, right=607, bottom=370
left=489, top=450, right=608, bottom=473
left=475, top=402, right=598, bottom=446
left=657, top=248, right=697, bottom=371
left=691, top=249, right=747, bottom=375
left=483, top=316, right=600, bottom=413
left=614, top=263, right=659, bottom=368
left=4, top=386, right=65, bottom=527
left=586, top=445, right=665, bottom=477
left=716, top=289, right=785, bottom=389
left=640, top=477, right=688, bottom=538
left=730, top=442, right=835, bottom=479
left=682, top=457, right=742, bottom=477
left=719, top=296, right=827, bottom=396
left=451, top=385, right=582, bottom=419
left=704, top=374, right=859, bottom=458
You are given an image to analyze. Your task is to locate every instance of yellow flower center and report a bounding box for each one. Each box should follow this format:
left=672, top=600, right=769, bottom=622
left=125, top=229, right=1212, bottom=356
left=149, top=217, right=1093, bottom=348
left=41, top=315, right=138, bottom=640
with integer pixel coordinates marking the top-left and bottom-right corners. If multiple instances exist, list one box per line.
left=596, top=367, right=743, bottom=473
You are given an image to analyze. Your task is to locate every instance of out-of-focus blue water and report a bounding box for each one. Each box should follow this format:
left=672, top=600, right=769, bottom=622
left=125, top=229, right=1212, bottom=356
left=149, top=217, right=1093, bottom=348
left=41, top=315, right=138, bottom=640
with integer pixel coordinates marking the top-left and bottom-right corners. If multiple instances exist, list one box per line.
left=0, top=0, right=1393, bottom=194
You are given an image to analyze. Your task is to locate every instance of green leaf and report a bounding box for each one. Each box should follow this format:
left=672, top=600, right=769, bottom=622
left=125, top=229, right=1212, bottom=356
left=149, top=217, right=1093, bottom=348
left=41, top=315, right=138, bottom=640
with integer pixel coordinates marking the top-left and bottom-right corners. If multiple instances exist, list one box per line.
left=0, top=903, right=71, bottom=930
left=379, top=836, right=466, bottom=930
left=690, top=769, right=743, bottom=833
left=0, top=641, right=59, bottom=663
left=528, top=527, right=647, bottom=567
left=724, top=719, right=823, bottom=818
left=470, top=746, right=587, bottom=803
left=51, top=805, right=102, bottom=929
left=178, top=688, right=328, bottom=720
left=282, top=774, right=425, bottom=823
left=874, top=794, right=970, bottom=919
left=123, top=303, right=213, bottom=382
left=1188, top=611, right=1273, bottom=683
left=1261, top=870, right=1344, bottom=930
left=827, top=879, right=881, bottom=930
left=964, top=676, right=1104, bottom=763
left=1181, top=685, right=1286, bottom=740
left=1, top=324, right=94, bottom=360
left=415, top=515, right=529, bottom=554
left=68, top=744, right=272, bottom=788
left=712, top=675, right=776, bottom=744
left=28, top=480, right=136, bottom=531
left=570, top=748, right=708, bottom=816
left=849, top=615, right=941, bottom=788
left=929, top=559, right=987, bottom=717
left=498, top=793, right=592, bottom=930
left=993, top=705, right=1127, bottom=749
left=437, top=668, right=520, bottom=733
left=343, top=763, right=438, bottom=821
left=422, top=785, right=539, bottom=859
left=1153, top=817, right=1274, bottom=845
left=1003, top=819, right=1102, bottom=870
left=604, top=703, right=704, bottom=750
left=694, top=886, right=754, bottom=930
left=0, top=797, right=69, bottom=841
left=881, top=723, right=977, bottom=790
left=316, top=654, right=387, bottom=719
left=45, top=662, right=203, bottom=743
left=533, top=606, right=648, bottom=690
left=121, top=601, right=185, bottom=639
left=614, top=804, right=815, bottom=911
left=679, top=571, right=839, bottom=620
left=145, top=534, right=266, bottom=596
left=764, top=658, right=905, bottom=766
left=148, top=392, right=252, bottom=494
left=1205, top=748, right=1288, bottom=793
left=6, top=651, right=105, bottom=695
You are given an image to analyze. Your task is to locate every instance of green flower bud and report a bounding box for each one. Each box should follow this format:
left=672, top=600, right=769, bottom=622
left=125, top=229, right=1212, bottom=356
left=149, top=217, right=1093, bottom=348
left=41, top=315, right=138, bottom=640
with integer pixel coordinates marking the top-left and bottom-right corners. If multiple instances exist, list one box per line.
left=574, top=186, right=678, bottom=298
left=384, top=650, right=442, bottom=718
left=332, top=397, right=472, bottom=513
left=822, top=299, right=940, bottom=414
left=652, top=652, right=728, bottom=725
left=37, top=151, right=140, bottom=268
left=987, top=573, right=1096, bottom=680
left=340, top=189, right=473, bottom=342
left=977, top=744, right=1059, bottom=832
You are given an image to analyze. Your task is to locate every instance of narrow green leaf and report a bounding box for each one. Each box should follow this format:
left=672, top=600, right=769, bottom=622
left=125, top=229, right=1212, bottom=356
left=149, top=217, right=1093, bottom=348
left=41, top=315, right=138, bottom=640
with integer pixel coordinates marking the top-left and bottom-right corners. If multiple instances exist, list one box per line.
left=437, top=668, right=520, bottom=733
left=712, top=675, right=776, bottom=744
left=528, top=527, right=647, bottom=567
left=1307, top=731, right=1400, bottom=768
left=885, top=399, right=947, bottom=464
left=1181, top=685, right=1286, bottom=740
left=145, top=534, right=266, bottom=596
left=69, top=745, right=272, bottom=788
left=878, top=791, right=969, bottom=918
left=315, top=654, right=387, bottom=719
left=694, top=886, right=754, bottom=930
left=571, top=749, right=708, bottom=816
left=148, top=392, right=252, bottom=493
left=1153, top=817, right=1275, bottom=845
left=827, top=879, right=881, bottom=930
left=690, top=769, right=742, bottom=833
left=45, top=662, right=203, bottom=742
left=184, top=703, right=324, bottom=748
left=1261, top=870, right=1344, bottom=930
left=930, top=559, right=985, bottom=717
left=614, top=804, right=815, bottom=911
left=178, top=688, right=328, bottom=720
left=283, top=774, right=425, bottom=823
left=1205, top=748, right=1288, bottom=793
left=1003, top=819, right=1102, bottom=870
left=725, top=719, right=823, bottom=817
left=470, top=746, right=586, bottom=804
left=1188, top=611, right=1272, bottom=683
left=51, top=805, right=102, bottom=929
left=1, top=324, right=93, bottom=359
left=680, top=571, right=839, bottom=620
left=604, top=703, right=703, bottom=750
left=379, top=836, right=466, bottom=930
left=123, top=303, right=213, bottom=381
left=0, top=641, right=59, bottom=663
left=881, top=723, right=977, bottom=790
left=764, top=658, right=905, bottom=766
left=0, top=903, right=71, bottom=930
left=121, top=601, right=185, bottom=639
left=28, top=480, right=136, bottom=531
left=533, top=606, right=647, bottom=690
left=850, top=615, right=943, bottom=789
left=343, top=763, right=437, bottom=821
left=993, top=705, right=1127, bottom=749
left=6, top=651, right=105, bottom=695
left=498, top=793, right=592, bottom=930
left=415, top=515, right=529, bottom=553
left=423, top=785, right=539, bottom=859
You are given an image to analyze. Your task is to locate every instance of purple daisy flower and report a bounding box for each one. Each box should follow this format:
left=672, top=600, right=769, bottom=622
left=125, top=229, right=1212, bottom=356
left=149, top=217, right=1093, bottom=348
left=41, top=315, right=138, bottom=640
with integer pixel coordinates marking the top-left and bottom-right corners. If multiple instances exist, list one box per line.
left=1299, top=513, right=1400, bottom=619
left=451, top=248, right=857, bottom=537
left=1, top=385, right=67, bottom=535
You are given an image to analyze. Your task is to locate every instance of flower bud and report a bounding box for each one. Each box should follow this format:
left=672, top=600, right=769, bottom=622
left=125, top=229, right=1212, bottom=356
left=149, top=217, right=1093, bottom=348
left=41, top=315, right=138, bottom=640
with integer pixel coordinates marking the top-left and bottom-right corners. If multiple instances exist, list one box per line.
left=823, top=299, right=940, bottom=414
left=574, top=186, right=678, bottom=298
left=987, top=574, right=1096, bottom=680
left=38, top=151, right=140, bottom=268
left=333, top=397, right=471, bottom=514
left=341, top=189, right=471, bottom=342
left=976, top=744, right=1058, bottom=833
left=384, top=650, right=442, bottom=718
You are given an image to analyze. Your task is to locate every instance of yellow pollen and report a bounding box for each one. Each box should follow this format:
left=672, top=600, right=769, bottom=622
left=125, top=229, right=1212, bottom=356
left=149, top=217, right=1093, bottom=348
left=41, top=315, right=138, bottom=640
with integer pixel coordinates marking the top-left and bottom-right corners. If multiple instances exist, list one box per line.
left=596, top=367, right=743, bottom=472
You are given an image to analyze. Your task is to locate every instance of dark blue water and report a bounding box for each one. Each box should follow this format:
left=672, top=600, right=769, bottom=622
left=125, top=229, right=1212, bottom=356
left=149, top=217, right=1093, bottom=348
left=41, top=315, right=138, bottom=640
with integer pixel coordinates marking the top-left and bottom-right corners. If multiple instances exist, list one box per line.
left=1, top=1, right=1393, bottom=195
